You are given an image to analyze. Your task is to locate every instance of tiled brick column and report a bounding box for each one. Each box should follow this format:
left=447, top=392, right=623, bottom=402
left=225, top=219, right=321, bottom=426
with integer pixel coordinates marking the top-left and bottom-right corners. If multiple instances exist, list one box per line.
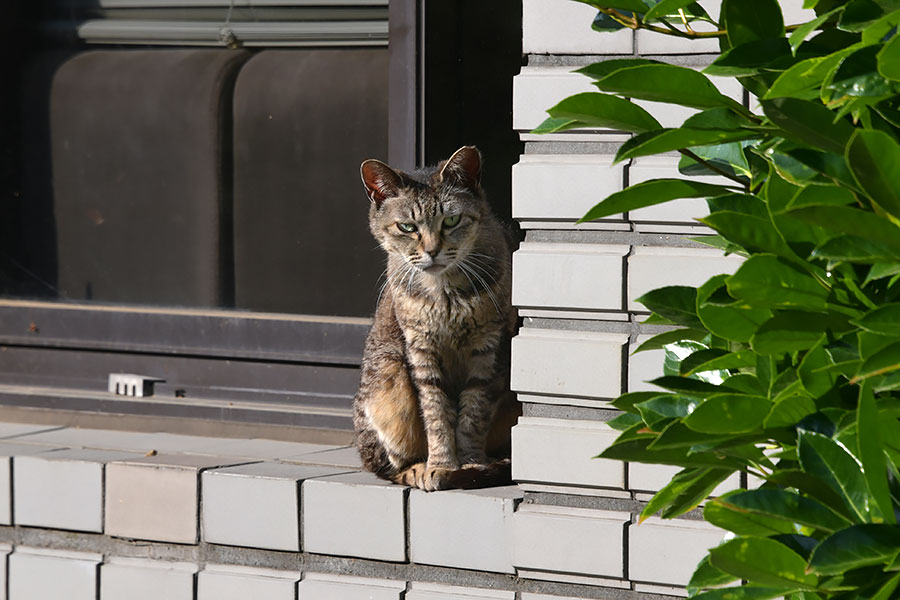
left=504, top=0, right=796, bottom=594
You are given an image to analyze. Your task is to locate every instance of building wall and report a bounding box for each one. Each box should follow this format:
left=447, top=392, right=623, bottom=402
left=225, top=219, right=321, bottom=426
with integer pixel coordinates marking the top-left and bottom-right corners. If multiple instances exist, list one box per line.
left=0, top=2, right=819, bottom=599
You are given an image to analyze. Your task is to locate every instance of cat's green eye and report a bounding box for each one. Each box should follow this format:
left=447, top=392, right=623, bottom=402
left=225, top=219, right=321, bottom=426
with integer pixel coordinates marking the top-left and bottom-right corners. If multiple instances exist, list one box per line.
left=443, top=214, right=461, bottom=228
left=397, top=222, right=417, bottom=233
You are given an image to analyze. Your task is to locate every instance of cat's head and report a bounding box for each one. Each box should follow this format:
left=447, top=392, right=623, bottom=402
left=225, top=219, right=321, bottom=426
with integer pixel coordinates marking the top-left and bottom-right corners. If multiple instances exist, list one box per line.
left=360, top=146, right=490, bottom=278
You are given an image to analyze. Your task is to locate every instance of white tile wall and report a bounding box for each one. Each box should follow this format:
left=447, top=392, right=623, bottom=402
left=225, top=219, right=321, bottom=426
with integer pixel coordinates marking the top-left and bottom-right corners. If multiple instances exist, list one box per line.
left=512, top=155, right=624, bottom=223
left=100, top=558, right=197, bottom=600
left=629, top=517, right=726, bottom=585
left=302, top=471, right=406, bottom=561
left=9, top=547, right=100, bottom=600
left=512, top=417, right=624, bottom=488
left=523, top=0, right=633, bottom=55
left=297, top=573, right=406, bottom=600
left=513, top=504, right=630, bottom=578
left=628, top=245, right=744, bottom=311
left=197, top=564, right=301, bottom=600
left=511, top=328, right=628, bottom=398
left=513, top=67, right=597, bottom=132
left=409, top=486, right=522, bottom=574
left=513, top=242, right=628, bottom=310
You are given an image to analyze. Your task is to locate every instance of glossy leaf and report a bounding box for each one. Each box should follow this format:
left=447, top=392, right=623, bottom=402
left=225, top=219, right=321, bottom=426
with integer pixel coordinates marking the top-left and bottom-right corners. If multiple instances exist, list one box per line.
left=572, top=0, right=648, bottom=12
left=762, top=98, right=856, bottom=154
left=640, top=467, right=733, bottom=520
left=688, top=556, right=739, bottom=592
left=705, top=39, right=794, bottom=77
left=701, top=212, right=801, bottom=263
left=798, top=430, right=870, bottom=522
left=637, top=286, right=703, bottom=329
left=813, top=234, right=900, bottom=263
left=855, top=303, right=900, bottom=336
left=854, top=342, right=900, bottom=383
left=846, top=128, right=900, bottom=219
left=878, top=33, right=900, bottom=80
left=697, top=275, right=773, bottom=343
left=708, top=537, right=817, bottom=588
left=765, top=45, right=862, bottom=99
left=580, top=179, right=735, bottom=222
left=642, top=0, right=700, bottom=21
left=690, top=587, right=802, bottom=600
left=789, top=7, right=844, bottom=53
left=592, top=63, right=738, bottom=109
left=751, top=312, right=846, bottom=355
left=808, top=524, right=900, bottom=574
left=547, top=92, right=662, bottom=133
left=857, top=382, right=895, bottom=523
left=684, top=350, right=757, bottom=376
left=635, top=328, right=709, bottom=352
left=785, top=205, right=900, bottom=252
left=727, top=254, right=829, bottom=310
left=615, top=128, right=760, bottom=163
left=721, top=0, right=785, bottom=47
left=683, top=394, right=771, bottom=434
left=710, top=489, right=853, bottom=534
left=577, top=58, right=664, bottom=81
left=765, top=393, right=817, bottom=427
left=766, top=469, right=860, bottom=522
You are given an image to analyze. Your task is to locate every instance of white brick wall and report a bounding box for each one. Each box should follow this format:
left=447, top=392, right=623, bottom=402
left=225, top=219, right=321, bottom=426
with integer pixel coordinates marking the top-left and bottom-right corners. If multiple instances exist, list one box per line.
left=9, top=547, right=100, bottom=600
left=523, top=0, right=633, bottom=55
left=629, top=518, right=727, bottom=586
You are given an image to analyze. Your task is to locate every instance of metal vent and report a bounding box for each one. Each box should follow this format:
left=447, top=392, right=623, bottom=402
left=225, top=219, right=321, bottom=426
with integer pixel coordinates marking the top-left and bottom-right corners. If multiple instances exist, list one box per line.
left=108, top=373, right=164, bottom=397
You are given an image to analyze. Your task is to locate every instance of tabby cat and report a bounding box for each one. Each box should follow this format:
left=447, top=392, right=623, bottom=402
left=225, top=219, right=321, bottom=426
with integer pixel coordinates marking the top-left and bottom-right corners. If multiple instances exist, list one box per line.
left=353, top=146, right=520, bottom=491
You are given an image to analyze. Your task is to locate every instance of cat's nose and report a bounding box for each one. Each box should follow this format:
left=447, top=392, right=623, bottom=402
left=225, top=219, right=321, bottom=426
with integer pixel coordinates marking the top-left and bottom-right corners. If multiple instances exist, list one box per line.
left=426, top=249, right=439, bottom=258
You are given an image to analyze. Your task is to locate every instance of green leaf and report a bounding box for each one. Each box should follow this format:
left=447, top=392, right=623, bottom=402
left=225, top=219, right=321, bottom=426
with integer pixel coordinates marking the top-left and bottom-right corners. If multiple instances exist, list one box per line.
left=813, top=235, right=900, bottom=263
left=577, top=58, right=664, bottom=81
left=751, top=312, right=847, bottom=355
left=808, top=524, right=900, bottom=574
left=785, top=185, right=856, bottom=209
left=840, top=0, right=891, bottom=32
left=846, top=128, right=900, bottom=219
left=592, top=10, right=628, bottom=31
left=854, top=341, right=900, bottom=383
left=693, top=588, right=805, bottom=600
left=727, top=254, right=830, bottom=310
left=640, top=467, right=733, bottom=520
left=592, top=63, right=738, bottom=109
left=648, top=375, right=722, bottom=395
left=636, top=395, right=699, bottom=430
left=785, top=205, right=900, bottom=252
left=637, top=286, right=703, bottom=329
left=635, top=328, right=709, bottom=353
left=710, top=489, right=854, bottom=534
left=701, top=212, right=801, bottom=263
left=871, top=572, right=900, bottom=600
left=709, top=537, right=817, bottom=588
left=684, top=350, right=757, bottom=376
left=855, top=303, right=900, bottom=336
left=798, top=430, right=870, bottom=522
left=607, top=412, right=643, bottom=431
left=762, top=98, right=856, bottom=154
left=789, top=7, right=845, bottom=53
left=705, top=498, right=798, bottom=536
left=697, top=275, right=773, bottom=343
left=531, top=116, right=581, bottom=134
left=610, top=391, right=666, bottom=413
left=826, top=45, right=899, bottom=102
left=765, top=393, right=818, bottom=428
left=878, top=33, right=900, bottom=80
left=765, top=45, right=863, bottom=100
left=705, top=39, right=794, bottom=77
left=683, top=394, right=771, bottom=433
left=615, top=128, right=760, bottom=163
left=798, top=336, right=839, bottom=396
left=766, top=469, right=860, bottom=522
left=688, top=556, right=739, bottom=592
left=862, top=8, right=900, bottom=44
left=858, top=382, right=895, bottom=523
left=547, top=92, right=662, bottom=133
left=722, top=0, right=785, bottom=47
left=572, top=0, right=648, bottom=12
left=642, top=0, right=699, bottom=20
left=580, top=179, right=735, bottom=222
left=599, top=436, right=746, bottom=469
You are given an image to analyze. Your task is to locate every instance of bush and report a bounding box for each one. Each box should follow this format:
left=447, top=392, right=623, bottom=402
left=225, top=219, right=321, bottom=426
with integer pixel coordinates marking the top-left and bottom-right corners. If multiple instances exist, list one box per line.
left=539, top=1, right=900, bottom=598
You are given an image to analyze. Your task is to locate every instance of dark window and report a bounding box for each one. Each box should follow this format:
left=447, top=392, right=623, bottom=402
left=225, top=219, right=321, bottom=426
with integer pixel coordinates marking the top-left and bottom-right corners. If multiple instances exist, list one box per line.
left=0, top=0, right=522, bottom=439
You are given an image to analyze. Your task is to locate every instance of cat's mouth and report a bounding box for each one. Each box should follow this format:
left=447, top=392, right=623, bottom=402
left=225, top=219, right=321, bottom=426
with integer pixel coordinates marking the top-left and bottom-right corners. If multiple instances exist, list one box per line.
left=422, top=263, right=447, bottom=275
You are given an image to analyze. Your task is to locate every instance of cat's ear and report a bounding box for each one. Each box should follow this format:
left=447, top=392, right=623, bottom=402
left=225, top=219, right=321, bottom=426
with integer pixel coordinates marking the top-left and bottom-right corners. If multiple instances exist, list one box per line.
left=360, top=159, right=402, bottom=208
left=439, top=146, right=481, bottom=192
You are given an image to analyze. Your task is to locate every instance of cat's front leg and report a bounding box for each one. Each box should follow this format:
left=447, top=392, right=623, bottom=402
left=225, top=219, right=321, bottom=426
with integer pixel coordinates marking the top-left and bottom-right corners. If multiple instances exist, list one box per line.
left=456, top=348, right=502, bottom=466
left=406, top=345, right=459, bottom=471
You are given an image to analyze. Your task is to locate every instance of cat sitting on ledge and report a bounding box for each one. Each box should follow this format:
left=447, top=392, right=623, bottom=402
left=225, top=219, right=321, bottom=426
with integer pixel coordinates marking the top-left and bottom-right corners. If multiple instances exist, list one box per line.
left=353, top=146, right=520, bottom=491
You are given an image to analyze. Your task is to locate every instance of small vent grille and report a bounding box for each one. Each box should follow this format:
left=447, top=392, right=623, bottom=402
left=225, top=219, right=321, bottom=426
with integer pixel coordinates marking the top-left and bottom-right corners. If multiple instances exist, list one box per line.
left=108, top=373, right=164, bottom=397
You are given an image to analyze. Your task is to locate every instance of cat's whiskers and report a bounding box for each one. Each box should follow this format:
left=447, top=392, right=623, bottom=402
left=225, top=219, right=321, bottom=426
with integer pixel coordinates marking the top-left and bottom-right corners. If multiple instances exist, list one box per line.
left=458, top=259, right=501, bottom=317
left=454, top=261, right=482, bottom=305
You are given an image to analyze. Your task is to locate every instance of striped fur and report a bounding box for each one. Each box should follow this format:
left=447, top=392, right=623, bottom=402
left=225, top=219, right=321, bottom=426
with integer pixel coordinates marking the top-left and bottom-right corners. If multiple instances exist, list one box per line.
left=353, top=146, right=520, bottom=492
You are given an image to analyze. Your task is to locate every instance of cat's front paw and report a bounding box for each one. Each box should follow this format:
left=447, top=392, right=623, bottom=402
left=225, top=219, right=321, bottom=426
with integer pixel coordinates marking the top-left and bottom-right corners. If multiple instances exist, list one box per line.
left=422, top=466, right=455, bottom=491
